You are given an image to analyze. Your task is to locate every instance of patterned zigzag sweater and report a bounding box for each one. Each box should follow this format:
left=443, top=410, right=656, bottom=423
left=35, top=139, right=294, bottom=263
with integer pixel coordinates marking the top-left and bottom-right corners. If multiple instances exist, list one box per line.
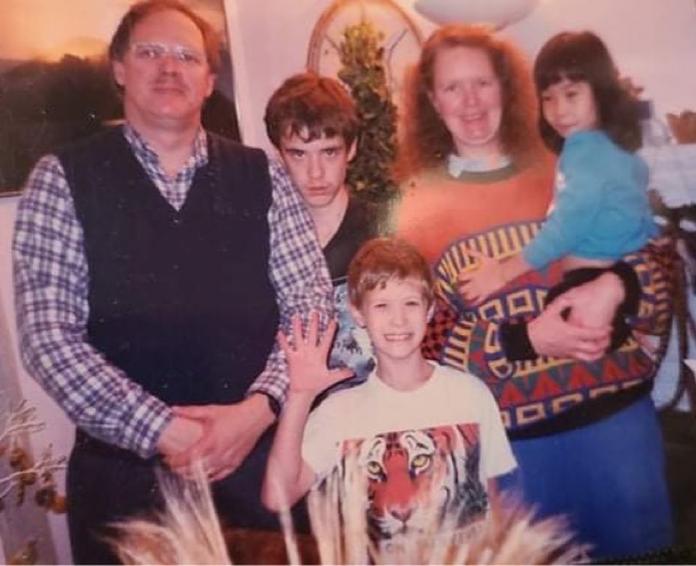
left=389, top=156, right=672, bottom=433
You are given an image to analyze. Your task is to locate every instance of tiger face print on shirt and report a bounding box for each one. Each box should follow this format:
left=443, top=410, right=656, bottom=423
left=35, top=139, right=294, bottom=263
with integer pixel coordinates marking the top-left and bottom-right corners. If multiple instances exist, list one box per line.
left=340, top=423, right=489, bottom=543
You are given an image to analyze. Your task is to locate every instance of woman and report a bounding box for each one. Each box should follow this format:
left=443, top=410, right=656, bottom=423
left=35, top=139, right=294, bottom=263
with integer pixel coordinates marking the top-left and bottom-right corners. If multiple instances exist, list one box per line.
left=388, top=24, right=674, bottom=561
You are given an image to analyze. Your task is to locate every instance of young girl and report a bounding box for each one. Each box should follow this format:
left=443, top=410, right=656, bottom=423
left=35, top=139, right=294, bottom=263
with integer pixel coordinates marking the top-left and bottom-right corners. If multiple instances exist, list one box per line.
left=460, top=30, right=657, bottom=342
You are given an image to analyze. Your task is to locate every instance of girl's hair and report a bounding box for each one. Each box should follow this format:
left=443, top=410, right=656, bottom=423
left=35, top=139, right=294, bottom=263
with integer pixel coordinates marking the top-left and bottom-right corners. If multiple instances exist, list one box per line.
left=347, top=237, right=434, bottom=309
left=396, top=24, right=542, bottom=180
left=534, top=31, right=642, bottom=153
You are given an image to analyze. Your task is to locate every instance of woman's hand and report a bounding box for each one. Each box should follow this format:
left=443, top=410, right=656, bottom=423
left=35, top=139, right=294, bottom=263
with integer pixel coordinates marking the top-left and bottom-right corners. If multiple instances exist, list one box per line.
left=278, top=311, right=353, bottom=396
left=563, top=271, right=625, bottom=329
left=457, top=250, right=507, bottom=305
left=529, top=291, right=613, bottom=362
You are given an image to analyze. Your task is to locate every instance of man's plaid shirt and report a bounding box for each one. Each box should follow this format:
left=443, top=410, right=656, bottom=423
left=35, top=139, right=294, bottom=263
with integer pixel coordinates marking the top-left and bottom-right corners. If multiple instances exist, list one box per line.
left=13, top=124, right=333, bottom=458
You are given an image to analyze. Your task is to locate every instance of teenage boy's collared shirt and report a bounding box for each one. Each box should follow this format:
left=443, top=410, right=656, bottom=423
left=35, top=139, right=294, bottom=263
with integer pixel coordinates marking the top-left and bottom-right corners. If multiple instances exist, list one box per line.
left=13, top=124, right=332, bottom=458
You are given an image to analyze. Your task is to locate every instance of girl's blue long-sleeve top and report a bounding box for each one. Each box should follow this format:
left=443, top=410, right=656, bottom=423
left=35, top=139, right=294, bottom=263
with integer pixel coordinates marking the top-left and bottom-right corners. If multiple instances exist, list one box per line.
left=523, top=130, right=657, bottom=270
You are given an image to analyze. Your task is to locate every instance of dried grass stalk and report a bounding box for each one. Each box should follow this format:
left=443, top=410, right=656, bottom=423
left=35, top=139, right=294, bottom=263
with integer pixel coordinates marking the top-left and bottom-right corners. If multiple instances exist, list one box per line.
left=431, top=494, right=590, bottom=565
left=277, top=505, right=301, bottom=565
left=109, top=457, right=589, bottom=566
left=303, top=455, right=590, bottom=565
left=109, top=463, right=231, bottom=565
left=306, top=448, right=370, bottom=564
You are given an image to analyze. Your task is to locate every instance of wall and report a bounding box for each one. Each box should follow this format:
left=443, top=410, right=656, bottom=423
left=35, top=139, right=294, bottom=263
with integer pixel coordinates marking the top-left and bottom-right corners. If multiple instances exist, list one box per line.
left=0, top=0, right=695, bottom=561
left=0, top=197, right=73, bottom=564
left=227, top=0, right=696, bottom=152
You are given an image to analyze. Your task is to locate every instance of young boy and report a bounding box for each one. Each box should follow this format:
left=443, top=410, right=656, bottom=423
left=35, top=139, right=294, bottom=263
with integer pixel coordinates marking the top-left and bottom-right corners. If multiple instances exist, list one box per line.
left=262, top=237, right=516, bottom=549
left=264, top=72, right=381, bottom=382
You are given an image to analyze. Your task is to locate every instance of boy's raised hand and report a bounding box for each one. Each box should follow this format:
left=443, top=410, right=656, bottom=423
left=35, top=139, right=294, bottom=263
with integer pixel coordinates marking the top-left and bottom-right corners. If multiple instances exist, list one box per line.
left=278, top=311, right=354, bottom=396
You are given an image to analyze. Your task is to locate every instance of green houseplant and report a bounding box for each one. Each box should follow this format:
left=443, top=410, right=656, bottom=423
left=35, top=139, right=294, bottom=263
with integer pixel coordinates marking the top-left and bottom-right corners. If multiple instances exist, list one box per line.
left=337, top=20, right=398, bottom=203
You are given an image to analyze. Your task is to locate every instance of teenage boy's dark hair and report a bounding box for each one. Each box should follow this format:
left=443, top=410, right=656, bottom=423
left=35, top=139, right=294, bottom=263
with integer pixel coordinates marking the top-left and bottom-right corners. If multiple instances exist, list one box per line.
left=534, top=30, right=642, bottom=153
left=265, top=72, right=359, bottom=148
left=348, top=237, right=435, bottom=308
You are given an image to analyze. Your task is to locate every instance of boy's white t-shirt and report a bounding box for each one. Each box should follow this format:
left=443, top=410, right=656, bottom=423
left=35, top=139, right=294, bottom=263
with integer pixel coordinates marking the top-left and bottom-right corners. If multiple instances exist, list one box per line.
left=302, top=362, right=517, bottom=541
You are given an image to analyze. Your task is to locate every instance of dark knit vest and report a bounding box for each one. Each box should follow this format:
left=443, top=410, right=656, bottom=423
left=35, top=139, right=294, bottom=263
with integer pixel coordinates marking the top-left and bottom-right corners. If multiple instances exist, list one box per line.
left=60, top=128, right=278, bottom=406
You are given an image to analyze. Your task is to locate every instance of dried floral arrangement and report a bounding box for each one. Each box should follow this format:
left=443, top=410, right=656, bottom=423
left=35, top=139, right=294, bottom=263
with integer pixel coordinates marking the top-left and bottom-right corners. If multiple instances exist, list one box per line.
left=111, top=455, right=589, bottom=565
left=0, top=400, right=66, bottom=514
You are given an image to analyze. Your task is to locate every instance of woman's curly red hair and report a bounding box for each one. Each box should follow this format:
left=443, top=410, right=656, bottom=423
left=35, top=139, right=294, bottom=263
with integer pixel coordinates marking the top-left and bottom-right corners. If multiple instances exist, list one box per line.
left=396, top=24, right=542, bottom=180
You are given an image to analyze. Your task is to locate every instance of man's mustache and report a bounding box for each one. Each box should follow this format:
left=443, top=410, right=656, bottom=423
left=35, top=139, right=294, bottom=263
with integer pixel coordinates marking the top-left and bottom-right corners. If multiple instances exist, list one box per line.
left=153, top=73, right=187, bottom=90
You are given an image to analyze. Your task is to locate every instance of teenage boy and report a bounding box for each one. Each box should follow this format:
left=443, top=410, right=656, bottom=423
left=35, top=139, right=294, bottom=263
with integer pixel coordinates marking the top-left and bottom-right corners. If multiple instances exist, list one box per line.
left=265, top=72, right=380, bottom=381
left=262, top=237, right=516, bottom=548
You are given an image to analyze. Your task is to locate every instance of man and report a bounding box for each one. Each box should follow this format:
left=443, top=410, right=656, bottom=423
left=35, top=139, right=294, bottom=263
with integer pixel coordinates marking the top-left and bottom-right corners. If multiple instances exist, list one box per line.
left=13, top=1, right=332, bottom=563
left=264, top=73, right=380, bottom=382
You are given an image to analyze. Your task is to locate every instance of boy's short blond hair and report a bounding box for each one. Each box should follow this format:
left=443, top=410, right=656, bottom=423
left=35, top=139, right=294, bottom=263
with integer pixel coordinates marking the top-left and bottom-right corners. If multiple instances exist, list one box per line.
left=348, top=237, right=435, bottom=308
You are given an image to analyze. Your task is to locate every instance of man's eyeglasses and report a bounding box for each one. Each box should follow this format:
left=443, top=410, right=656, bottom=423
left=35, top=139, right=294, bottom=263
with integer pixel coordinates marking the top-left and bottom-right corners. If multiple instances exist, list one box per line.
left=130, top=42, right=206, bottom=66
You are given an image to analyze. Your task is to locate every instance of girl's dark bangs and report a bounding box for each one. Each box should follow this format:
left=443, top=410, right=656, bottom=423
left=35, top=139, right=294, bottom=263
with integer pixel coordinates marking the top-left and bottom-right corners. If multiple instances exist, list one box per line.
left=537, top=66, right=587, bottom=90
